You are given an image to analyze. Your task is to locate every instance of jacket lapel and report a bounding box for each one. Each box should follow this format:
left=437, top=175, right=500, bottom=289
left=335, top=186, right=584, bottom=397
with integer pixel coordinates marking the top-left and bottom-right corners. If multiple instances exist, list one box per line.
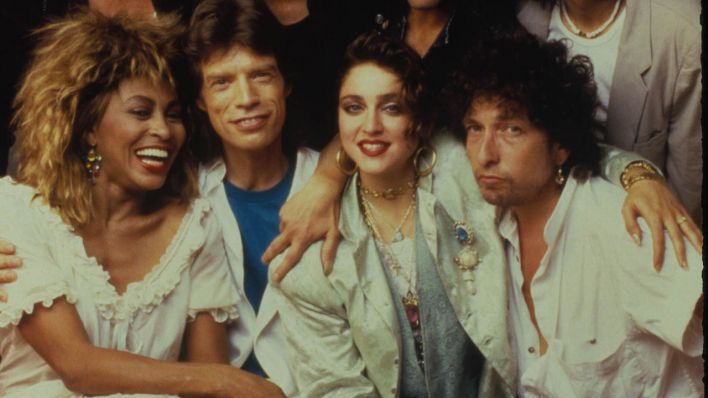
left=430, top=200, right=516, bottom=390
left=199, top=160, right=247, bottom=289
left=339, top=177, right=401, bottom=338
left=605, top=0, right=651, bottom=149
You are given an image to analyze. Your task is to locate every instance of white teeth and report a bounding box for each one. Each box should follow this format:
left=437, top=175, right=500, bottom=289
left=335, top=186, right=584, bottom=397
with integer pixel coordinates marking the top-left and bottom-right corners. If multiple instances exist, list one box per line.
left=237, top=117, right=263, bottom=128
left=362, top=143, right=385, bottom=151
left=141, top=158, right=164, bottom=165
left=136, top=148, right=169, bottom=159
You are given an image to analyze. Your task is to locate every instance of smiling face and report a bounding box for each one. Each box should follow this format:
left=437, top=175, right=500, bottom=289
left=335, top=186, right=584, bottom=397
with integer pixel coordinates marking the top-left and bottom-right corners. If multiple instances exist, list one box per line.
left=88, top=77, right=185, bottom=194
left=338, top=62, right=419, bottom=186
left=464, top=98, right=568, bottom=209
left=197, top=44, right=288, bottom=156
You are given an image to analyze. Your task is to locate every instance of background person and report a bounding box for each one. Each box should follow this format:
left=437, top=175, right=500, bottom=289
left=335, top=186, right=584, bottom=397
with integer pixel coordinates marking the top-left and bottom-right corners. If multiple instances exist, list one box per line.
left=374, top=0, right=517, bottom=106
left=258, top=0, right=379, bottom=150
left=516, top=0, right=702, bottom=224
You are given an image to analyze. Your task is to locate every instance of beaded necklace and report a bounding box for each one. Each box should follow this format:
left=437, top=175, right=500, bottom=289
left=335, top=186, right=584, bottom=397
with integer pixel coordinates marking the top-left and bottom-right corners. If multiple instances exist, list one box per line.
left=560, top=0, right=621, bottom=39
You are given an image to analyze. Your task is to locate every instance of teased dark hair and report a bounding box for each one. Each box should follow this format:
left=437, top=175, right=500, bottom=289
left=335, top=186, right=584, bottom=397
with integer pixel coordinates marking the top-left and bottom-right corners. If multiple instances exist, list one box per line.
left=339, top=31, right=433, bottom=142
left=185, top=0, right=297, bottom=162
left=446, top=27, right=602, bottom=180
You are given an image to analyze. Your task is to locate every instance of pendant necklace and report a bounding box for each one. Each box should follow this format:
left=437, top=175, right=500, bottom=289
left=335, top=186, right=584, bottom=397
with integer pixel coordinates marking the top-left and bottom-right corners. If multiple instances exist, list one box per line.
left=361, top=190, right=426, bottom=370
left=360, top=189, right=421, bottom=327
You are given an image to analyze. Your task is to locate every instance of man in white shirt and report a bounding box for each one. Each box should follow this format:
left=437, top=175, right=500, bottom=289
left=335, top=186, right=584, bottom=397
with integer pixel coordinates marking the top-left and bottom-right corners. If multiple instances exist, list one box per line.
left=183, top=1, right=329, bottom=395
left=449, top=29, right=703, bottom=397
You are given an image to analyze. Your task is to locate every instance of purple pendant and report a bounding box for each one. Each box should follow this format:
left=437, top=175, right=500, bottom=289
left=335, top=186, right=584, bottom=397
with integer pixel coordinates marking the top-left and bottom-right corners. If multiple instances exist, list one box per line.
left=403, top=293, right=420, bottom=327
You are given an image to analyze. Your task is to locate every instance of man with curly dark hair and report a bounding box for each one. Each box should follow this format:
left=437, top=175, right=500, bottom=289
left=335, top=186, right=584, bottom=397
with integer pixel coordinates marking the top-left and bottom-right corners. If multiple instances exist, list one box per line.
left=449, top=30, right=703, bottom=397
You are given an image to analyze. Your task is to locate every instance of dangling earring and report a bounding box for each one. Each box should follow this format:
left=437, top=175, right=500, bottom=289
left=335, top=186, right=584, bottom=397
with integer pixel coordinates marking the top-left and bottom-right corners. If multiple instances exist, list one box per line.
left=413, top=145, right=437, bottom=177
left=83, top=144, right=102, bottom=182
left=555, top=166, right=566, bottom=185
left=336, top=148, right=358, bottom=176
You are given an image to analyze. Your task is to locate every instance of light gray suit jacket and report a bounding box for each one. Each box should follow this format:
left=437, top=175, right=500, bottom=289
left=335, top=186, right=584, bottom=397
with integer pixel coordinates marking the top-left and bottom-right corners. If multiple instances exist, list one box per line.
left=267, top=137, right=516, bottom=397
left=517, top=0, right=702, bottom=223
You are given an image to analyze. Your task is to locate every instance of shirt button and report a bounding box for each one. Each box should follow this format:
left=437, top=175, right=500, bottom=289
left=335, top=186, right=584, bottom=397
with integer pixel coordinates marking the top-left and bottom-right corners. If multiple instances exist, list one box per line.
left=528, top=346, right=535, bottom=353
left=391, top=387, right=397, bottom=394
left=394, top=358, right=399, bottom=365
left=590, top=338, right=597, bottom=344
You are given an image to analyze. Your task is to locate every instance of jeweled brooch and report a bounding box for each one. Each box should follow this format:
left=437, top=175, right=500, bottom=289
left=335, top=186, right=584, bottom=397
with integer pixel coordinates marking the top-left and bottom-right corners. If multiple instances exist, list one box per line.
left=452, top=221, right=481, bottom=295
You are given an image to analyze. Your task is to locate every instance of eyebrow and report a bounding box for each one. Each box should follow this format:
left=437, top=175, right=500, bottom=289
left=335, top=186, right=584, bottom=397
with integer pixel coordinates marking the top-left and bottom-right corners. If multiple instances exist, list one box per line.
left=339, top=92, right=402, bottom=102
left=204, top=63, right=280, bottom=79
left=251, top=64, right=279, bottom=74
left=497, top=107, right=527, bottom=120
left=124, top=96, right=180, bottom=109
left=124, top=95, right=156, bottom=105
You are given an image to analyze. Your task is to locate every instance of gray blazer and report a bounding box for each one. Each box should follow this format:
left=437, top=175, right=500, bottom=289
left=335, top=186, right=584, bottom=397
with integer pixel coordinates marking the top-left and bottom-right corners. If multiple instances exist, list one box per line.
left=267, top=137, right=517, bottom=398
left=517, top=0, right=702, bottom=223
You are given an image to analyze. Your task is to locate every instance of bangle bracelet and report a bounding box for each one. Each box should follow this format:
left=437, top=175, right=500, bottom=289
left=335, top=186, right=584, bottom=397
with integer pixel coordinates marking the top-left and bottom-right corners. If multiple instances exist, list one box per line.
left=620, top=160, right=661, bottom=190
left=624, top=173, right=662, bottom=190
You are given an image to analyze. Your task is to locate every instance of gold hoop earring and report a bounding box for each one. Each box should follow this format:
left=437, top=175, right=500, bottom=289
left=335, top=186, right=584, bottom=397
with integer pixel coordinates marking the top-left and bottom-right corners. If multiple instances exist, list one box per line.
left=555, top=166, right=566, bottom=185
left=413, top=145, right=437, bottom=177
left=336, top=148, right=358, bottom=176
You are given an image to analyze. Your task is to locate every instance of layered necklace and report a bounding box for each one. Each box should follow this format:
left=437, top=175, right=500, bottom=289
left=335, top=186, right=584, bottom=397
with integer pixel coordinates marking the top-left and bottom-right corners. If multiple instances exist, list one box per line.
left=560, top=0, right=621, bottom=39
left=360, top=179, right=425, bottom=370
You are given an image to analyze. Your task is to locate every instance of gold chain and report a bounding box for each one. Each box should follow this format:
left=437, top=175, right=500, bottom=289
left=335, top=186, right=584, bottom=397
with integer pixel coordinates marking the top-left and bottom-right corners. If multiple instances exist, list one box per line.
left=358, top=179, right=417, bottom=200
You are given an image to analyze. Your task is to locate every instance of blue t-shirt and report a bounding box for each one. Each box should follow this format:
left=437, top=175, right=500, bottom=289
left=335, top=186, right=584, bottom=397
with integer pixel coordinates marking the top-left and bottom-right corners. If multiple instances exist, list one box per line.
left=223, top=162, right=295, bottom=376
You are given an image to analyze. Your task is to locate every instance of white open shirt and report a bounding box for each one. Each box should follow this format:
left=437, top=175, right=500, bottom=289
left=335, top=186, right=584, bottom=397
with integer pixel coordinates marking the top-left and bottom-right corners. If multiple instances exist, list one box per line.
left=500, top=175, right=703, bottom=397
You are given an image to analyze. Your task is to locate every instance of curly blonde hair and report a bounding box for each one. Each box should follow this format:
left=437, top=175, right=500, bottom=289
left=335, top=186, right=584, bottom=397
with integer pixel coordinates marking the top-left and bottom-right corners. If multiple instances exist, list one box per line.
left=13, top=10, right=198, bottom=227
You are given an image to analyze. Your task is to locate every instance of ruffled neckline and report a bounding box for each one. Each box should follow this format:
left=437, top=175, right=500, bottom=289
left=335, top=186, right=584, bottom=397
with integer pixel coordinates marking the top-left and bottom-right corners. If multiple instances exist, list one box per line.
left=58, top=198, right=213, bottom=322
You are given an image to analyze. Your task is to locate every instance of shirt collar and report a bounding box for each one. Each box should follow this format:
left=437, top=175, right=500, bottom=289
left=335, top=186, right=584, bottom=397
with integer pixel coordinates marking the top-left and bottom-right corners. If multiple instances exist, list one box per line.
left=497, top=173, right=581, bottom=248
left=199, top=157, right=228, bottom=194
left=497, top=209, right=518, bottom=246
left=542, top=174, right=579, bottom=246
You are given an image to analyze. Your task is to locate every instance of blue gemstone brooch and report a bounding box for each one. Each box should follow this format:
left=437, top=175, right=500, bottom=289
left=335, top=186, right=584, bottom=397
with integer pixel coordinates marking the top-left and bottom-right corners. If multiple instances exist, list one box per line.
left=452, top=221, right=481, bottom=295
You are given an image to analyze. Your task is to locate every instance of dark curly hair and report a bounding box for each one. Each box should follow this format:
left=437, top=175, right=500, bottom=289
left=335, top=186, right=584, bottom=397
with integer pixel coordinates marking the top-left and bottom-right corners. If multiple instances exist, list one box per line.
left=339, top=31, right=433, bottom=142
left=446, top=28, right=602, bottom=180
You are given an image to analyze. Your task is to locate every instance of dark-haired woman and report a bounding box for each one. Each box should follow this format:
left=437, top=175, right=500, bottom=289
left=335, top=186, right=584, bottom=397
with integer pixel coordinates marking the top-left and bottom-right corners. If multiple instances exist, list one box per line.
left=269, top=31, right=516, bottom=398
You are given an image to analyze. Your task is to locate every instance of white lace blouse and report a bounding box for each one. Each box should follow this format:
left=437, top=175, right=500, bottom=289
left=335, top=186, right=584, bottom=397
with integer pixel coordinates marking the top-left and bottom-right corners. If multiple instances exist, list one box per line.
left=0, top=177, right=240, bottom=398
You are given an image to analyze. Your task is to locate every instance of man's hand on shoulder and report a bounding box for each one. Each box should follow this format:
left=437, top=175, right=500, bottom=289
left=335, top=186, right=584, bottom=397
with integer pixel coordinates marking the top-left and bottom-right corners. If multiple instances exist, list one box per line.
left=262, top=173, right=342, bottom=283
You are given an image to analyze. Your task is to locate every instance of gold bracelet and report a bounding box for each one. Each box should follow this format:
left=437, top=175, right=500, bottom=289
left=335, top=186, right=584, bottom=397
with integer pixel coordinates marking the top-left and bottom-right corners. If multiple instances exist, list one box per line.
left=624, top=173, right=662, bottom=190
left=620, top=160, right=662, bottom=190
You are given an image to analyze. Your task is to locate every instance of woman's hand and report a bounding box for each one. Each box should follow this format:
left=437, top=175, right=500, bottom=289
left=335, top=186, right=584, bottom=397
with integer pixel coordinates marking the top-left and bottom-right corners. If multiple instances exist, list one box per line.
left=214, top=367, right=286, bottom=398
left=621, top=179, right=702, bottom=270
left=0, top=240, right=21, bottom=302
left=262, top=173, right=342, bottom=282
